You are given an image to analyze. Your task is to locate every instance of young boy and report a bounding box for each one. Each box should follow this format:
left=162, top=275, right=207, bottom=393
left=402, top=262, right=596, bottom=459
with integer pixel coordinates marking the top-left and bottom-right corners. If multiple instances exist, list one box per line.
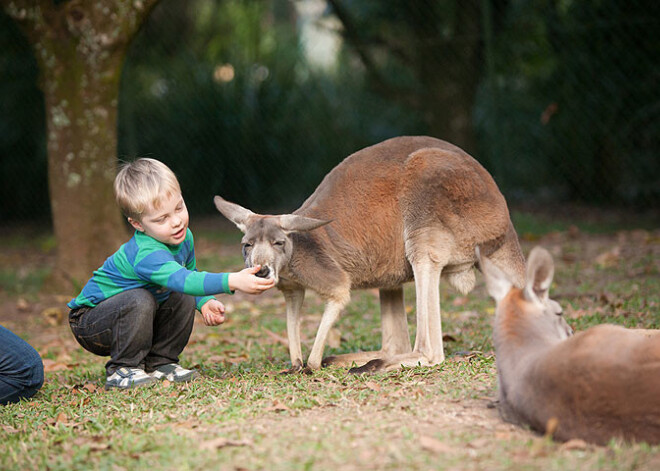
left=67, top=158, right=275, bottom=389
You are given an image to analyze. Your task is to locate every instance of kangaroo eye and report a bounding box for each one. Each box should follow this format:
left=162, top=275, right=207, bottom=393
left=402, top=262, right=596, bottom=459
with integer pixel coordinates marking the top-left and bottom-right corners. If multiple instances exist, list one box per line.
left=273, top=240, right=285, bottom=247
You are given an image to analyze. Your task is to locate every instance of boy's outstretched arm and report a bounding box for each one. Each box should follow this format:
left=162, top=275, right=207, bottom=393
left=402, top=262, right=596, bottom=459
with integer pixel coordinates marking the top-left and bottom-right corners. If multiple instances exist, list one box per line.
left=200, top=266, right=274, bottom=326
left=228, top=266, right=275, bottom=294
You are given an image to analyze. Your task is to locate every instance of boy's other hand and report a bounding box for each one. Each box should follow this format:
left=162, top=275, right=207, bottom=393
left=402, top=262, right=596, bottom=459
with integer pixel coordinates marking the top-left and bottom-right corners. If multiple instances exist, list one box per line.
left=228, top=266, right=276, bottom=294
left=201, top=299, right=226, bottom=326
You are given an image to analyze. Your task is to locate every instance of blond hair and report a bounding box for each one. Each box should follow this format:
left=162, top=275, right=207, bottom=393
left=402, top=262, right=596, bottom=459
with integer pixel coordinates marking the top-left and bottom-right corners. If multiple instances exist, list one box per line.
left=114, top=158, right=181, bottom=220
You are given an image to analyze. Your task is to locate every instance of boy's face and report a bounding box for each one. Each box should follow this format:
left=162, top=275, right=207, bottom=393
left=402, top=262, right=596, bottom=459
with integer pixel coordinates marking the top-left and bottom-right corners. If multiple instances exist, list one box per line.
left=128, top=192, right=190, bottom=245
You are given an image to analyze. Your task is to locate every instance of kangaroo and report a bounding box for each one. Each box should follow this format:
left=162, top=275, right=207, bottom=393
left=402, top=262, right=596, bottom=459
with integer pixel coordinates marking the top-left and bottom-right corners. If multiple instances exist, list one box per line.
left=480, top=246, right=660, bottom=445
left=215, top=135, right=525, bottom=373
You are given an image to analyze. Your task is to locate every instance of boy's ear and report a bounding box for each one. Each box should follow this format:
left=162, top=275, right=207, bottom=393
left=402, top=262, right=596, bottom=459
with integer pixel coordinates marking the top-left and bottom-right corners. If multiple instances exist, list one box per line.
left=127, top=217, right=144, bottom=232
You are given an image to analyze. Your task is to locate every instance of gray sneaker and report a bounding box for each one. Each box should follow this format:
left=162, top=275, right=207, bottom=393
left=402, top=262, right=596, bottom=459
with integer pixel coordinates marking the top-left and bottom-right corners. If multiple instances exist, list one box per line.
left=105, top=367, right=156, bottom=390
left=149, top=363, right=197, bottom=383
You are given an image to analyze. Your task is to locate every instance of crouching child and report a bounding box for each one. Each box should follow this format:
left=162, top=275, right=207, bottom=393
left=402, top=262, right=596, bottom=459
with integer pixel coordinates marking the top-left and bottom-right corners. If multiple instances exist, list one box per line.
left=67, top=158, right=275, bottom=389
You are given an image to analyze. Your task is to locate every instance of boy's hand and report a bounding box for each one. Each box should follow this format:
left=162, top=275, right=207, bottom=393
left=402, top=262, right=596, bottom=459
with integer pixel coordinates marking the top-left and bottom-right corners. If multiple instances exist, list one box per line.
left=201, top=299, right=226, bottom=326
left=228, top=266, right=276, bottom=294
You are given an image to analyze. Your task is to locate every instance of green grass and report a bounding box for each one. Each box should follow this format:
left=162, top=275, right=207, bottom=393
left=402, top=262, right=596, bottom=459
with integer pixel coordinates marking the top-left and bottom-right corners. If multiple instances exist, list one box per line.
left=0, top=267, right=50, bottom=297
left=1, top=211, right=659, bottom=470
left=510, top=208, right=658, bottom=236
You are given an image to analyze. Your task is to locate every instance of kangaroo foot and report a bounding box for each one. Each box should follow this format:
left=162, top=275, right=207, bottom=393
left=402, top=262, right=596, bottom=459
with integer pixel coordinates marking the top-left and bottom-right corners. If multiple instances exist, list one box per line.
left=322, top=351, right=388, bottom=368
left=348, top=358, right=386, bottom=374
left=321, top=355, right=338, bottom=368
left=280, top=360, right=304, bottom=375
left=349, top=352, right=442, bottom=373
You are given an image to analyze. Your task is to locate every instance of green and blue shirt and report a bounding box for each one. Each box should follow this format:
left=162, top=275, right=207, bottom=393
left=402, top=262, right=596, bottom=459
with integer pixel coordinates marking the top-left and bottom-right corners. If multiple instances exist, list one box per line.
left=68, top=229, right=231, bottom=311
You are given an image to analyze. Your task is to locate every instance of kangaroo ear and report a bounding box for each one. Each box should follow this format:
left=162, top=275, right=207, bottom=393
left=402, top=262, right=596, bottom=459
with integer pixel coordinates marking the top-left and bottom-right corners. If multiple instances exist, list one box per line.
left=477, top=247, right=513, bottom=303
left=524, top=246, right=555, bottom=304
left=214, top=196, right=255, bottom=233
left=279, top=214, right=331, bottom=234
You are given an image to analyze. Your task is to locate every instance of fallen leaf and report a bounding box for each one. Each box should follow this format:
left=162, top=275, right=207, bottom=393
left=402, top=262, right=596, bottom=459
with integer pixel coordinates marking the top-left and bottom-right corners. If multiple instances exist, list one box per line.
left=17, top=298, right=30, bottom=311
left=452, top=296, right=469, bottom=307
left=467, top=438, right=491, bottom=449
left=42, top=359, right=71, bottom=372
left=265, top=400, right=289, bottom=412
left=364, top=381, right=381, bottom=391
left=199, top=437, right=253, bottom=450
left=73, top=436, right=111, bottom=451
left=225, top=355, right=250, bottom=364
left=1, top=425, right=19, bottom=434
left=41, top=307, right=64, bottom=326
left=171, top=420, right=199, bottom=430
left=599, top=291, right=623, bottom=308
left=419, top=435, right=456, bottom=454
left=89, top=442, right=111, bottom=452
left=560, top=438, right=589, bottom=451
left=594, top=246, right=620, bottom=268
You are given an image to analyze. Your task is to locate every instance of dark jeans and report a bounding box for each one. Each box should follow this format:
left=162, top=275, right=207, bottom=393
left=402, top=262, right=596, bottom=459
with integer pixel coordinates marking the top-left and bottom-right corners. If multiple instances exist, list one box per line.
left=69, top=289, right=195, bottom=376
left=0, top=325, right=44, bottom=405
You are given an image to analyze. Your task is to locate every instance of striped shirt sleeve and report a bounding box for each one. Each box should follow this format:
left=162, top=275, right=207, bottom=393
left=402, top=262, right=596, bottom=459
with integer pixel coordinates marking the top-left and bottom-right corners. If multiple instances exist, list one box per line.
left=133, top=249, right=232, bottom=300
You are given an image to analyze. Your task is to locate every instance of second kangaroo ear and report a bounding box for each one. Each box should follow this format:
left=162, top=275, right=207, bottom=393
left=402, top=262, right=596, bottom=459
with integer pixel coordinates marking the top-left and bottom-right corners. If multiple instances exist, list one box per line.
left=278, top=214, right=331, bottom=233
left=524, top=246, right=555, bottom=304
left=477, top=247, right=513, bottom=303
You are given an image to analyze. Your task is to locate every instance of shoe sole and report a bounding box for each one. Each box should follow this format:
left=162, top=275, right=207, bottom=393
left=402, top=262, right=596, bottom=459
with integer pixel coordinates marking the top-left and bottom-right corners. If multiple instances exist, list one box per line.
left=153, top=372, right=198, bottom=383
left=105, top=378, right=157, bottom=390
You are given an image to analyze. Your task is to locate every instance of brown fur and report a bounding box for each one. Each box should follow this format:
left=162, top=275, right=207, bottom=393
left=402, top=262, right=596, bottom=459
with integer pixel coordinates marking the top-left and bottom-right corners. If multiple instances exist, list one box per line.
left=216, top=136, right=525, bottom=373
left=481, top=246, right=660, bottom=445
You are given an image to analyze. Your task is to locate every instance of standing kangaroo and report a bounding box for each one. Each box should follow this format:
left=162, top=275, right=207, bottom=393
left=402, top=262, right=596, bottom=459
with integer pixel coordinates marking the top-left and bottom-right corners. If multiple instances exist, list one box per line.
left=215, top=136, right=525, bottom=373
left=480, top=246, right=660, bottom=445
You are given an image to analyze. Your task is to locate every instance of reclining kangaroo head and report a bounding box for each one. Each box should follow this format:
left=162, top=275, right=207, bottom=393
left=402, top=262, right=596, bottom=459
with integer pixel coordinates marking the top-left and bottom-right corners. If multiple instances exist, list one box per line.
left=214, top=196, right=330, bottom=283
left=479, top=246, right=573, bottom=341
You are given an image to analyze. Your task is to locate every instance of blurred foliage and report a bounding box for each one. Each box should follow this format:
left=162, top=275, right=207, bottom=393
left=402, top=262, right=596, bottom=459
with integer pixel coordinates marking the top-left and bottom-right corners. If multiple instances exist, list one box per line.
left=1, top=0, right=658, bottom=223
left=117, top=0, right=424, bottom=215
left=475, top=0, right=660, bottom=204
left=0, top=11, right=47, bottom=221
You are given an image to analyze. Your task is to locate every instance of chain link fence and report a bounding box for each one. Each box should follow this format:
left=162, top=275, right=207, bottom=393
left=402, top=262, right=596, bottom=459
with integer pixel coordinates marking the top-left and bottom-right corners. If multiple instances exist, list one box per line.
left=1, top=0, right=658, bottom=224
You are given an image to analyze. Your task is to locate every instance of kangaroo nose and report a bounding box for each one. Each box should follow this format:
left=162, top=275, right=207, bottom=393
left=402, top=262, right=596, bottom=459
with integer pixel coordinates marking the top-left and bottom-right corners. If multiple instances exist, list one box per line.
left=255, top=266, right=270, bottom=278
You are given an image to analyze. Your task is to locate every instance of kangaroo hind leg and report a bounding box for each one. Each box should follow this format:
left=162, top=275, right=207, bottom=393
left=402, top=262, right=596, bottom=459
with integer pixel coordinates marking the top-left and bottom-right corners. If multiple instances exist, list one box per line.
left=322, top=287, right=411, bottom=368
left=350, top=239, right=447, bottom=374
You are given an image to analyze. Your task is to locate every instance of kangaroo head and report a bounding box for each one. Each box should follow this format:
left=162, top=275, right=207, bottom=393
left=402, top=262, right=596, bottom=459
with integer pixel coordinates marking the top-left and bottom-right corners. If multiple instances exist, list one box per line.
left=214, top=196, right=330, bottom=284
left=479, top=246, right=573, bottom=341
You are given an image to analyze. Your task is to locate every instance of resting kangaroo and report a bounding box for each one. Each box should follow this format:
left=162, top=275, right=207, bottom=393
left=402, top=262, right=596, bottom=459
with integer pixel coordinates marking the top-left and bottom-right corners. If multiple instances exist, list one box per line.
left=480, top=246, right=660, bottom=445
left=215, top=135, right=525, bottom=373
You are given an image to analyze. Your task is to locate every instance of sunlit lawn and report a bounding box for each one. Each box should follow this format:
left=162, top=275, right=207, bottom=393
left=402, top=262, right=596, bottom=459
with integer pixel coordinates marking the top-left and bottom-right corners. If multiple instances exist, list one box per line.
left=0, top=212, right=659, bottom=470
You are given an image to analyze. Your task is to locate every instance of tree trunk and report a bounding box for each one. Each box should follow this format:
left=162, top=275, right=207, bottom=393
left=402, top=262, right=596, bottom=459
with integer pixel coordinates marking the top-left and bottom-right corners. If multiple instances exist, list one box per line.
left=2, top=0, right=159, bottom=291
left=414, top=1, right=483, bottom=154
